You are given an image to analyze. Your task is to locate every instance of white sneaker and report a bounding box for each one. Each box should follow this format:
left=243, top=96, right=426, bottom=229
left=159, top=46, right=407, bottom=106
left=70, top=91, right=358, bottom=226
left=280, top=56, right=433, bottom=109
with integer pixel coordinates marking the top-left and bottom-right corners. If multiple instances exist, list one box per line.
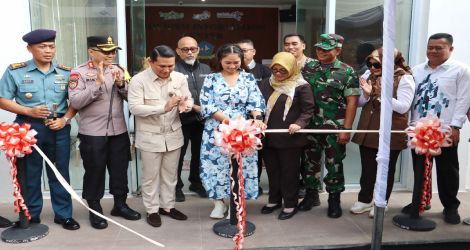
left=210, top=200, right=227, bottom=219
left=350, top=201, right=374, bottom=214
left=369, top=206, right=388, bottom=218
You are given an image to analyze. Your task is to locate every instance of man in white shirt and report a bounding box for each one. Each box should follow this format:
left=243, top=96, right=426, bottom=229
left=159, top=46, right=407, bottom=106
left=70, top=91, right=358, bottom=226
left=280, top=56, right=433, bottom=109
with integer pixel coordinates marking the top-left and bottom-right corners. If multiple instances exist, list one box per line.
left=405, top=33, right=470, bottom=224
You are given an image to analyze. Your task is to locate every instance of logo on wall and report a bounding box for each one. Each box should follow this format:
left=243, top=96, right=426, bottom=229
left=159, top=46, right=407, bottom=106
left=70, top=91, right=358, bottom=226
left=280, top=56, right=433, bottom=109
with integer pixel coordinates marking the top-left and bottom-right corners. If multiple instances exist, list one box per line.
left=193, top=11, right=211, bottom=21
left=159, top=11, right=184, bottom=20
left=197, top=41, right=215, bottom=59
left=216, top=11, right=243, bottom=21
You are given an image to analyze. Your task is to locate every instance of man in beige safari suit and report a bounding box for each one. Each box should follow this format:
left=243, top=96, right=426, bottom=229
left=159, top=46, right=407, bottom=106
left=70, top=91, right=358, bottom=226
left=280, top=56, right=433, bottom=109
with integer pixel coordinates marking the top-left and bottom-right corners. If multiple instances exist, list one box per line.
left=128, top=45, right=193, bottom=227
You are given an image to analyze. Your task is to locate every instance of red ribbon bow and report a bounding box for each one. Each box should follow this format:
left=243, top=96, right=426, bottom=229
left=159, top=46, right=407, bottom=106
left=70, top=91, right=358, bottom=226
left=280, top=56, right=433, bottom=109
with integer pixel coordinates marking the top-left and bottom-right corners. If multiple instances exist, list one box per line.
left=0, top=122, right=38, bottom=220
left=406, top=115, right=452, bottom=213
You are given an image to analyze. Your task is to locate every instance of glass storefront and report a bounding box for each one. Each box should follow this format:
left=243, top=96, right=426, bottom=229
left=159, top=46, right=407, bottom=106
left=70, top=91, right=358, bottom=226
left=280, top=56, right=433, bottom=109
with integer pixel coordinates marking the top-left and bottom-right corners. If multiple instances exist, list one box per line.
left=297, top=0, right=413, bottom=186
left=27, top=0, right=414, bottom=192
left=30, top=0, right=121, bottom=191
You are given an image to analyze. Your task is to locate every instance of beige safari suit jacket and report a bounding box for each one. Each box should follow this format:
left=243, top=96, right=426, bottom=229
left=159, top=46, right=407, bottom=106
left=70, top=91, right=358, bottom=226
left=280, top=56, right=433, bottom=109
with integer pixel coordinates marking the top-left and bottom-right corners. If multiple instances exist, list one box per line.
left=128, top=68, right=193, bottom=153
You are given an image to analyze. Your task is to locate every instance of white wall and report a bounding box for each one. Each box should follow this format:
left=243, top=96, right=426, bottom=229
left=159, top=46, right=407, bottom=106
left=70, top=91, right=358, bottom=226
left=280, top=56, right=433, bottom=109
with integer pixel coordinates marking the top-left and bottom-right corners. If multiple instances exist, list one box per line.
left=406, top=0, right=470, bottom=192
left=0, top=0, right=32, bottom=204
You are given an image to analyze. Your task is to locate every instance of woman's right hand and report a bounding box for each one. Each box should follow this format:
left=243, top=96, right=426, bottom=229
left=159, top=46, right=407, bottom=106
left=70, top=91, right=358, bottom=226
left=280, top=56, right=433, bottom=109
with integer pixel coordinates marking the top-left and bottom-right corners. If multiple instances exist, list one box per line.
left=360, top=77, right=372, bottom=99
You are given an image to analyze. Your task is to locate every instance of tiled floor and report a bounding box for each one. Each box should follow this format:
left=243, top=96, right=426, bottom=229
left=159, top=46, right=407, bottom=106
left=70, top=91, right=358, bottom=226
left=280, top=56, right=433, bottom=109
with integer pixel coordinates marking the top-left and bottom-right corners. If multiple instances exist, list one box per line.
left=1, top=190, right=470, bottom=250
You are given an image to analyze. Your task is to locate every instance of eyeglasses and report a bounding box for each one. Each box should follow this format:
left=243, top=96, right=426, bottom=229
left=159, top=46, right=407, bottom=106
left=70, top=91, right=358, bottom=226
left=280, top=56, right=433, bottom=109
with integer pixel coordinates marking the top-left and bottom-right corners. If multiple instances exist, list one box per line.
left=91, top=49, right=117, bottom=55
left=178, top=47, right=198, bottom=53
left=271, top=68, right=288, bottom=74
left=366, top=61, right=382, bottom=69
left=242, top=49, right=253, bottom=53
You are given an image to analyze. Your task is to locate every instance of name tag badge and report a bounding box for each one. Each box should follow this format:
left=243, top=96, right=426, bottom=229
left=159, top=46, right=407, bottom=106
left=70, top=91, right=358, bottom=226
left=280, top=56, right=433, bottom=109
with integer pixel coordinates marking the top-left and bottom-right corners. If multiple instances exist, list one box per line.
left=21, top=80, right=34, bottom=84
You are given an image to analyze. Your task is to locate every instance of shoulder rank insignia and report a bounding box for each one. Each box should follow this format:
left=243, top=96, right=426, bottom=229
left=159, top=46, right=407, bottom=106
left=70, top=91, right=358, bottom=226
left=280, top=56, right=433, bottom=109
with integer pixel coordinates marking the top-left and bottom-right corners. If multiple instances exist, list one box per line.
left=88, top=61, right=95, bottom=68
left=10, top=62, right=27, bottom=70
left=57, top=64, right=71, bottom=71
left=116, top=64, right=132, bottom=84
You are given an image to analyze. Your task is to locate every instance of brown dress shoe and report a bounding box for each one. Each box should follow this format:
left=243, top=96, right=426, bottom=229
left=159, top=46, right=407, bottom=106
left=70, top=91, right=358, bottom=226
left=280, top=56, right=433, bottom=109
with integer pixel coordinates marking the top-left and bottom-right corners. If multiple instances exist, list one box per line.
left=159, top=208, right=188, bottom=220
left=147, top=213, right=162, bottom=227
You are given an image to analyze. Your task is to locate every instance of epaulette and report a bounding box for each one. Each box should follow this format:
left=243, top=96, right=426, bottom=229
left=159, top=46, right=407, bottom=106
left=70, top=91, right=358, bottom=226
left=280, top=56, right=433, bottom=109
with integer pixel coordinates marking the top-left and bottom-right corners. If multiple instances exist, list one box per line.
left=10, top=62, right=27, bottom=70
left=116, top=64, right=132, bottom=84
left=57, top=64, right=71, bottom=71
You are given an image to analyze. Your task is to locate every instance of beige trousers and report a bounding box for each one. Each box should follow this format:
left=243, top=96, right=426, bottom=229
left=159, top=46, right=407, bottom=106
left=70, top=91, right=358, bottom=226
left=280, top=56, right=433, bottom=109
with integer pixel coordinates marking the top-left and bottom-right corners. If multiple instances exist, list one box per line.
left=140, top=148, right=181, bottom=214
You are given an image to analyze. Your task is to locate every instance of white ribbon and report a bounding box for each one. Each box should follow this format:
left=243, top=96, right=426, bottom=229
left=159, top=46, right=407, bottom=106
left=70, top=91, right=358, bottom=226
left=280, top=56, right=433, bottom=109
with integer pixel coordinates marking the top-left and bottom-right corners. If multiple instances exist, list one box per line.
left=32, top=144, right=164, bottom=248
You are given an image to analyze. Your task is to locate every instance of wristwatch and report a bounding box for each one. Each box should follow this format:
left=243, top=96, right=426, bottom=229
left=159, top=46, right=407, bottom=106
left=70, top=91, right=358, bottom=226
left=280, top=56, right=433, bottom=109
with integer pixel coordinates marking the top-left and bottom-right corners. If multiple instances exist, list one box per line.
left=451, top=126, right=460, bottom=130
left=342, top=127, right=352, bottom=130
left=63, top=117, right=71, bottom=125
left=255, top=115, right=263, bottom=121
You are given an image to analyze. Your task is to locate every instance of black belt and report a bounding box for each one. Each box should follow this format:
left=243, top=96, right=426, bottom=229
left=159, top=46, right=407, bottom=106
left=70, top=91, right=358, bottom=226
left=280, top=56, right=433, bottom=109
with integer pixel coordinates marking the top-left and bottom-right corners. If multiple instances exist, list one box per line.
left=17, top=114, right=65, bottom=124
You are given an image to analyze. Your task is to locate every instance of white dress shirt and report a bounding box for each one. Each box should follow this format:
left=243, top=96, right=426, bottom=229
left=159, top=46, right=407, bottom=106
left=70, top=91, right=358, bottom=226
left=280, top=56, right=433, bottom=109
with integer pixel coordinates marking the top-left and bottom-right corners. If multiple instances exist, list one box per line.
left=358, top=70, right=415, bottom=114
left=410, top=58, right=470, bottom=127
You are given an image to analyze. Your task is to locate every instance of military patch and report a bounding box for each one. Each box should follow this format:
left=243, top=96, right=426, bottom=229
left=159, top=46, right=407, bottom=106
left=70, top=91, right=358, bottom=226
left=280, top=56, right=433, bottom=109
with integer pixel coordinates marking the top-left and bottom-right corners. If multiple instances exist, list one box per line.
left=56, top=78, right=65, bottom=81
left=57, top=64, right=71, bottom=71
left=88, top=61, right=95, bottom=68
left=24, top=75, right=30, bottom=78
left=85, top=72, right=96, bottom=77
left=10, top=62, right=27, bottom=70
left=69, top=73, right=79, bottom=89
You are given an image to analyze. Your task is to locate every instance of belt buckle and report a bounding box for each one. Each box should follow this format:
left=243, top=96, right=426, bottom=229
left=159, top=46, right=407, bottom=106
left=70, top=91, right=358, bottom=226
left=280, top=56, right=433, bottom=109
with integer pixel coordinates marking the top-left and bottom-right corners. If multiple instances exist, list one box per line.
left=43, top=118, right=49, bottom=125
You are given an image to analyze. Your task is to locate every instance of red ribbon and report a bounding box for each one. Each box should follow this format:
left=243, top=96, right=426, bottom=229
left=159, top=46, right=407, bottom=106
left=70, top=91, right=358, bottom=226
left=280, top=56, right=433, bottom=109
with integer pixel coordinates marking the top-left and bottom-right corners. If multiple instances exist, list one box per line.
left=0, top=122, right=38, bottom=220
left=406, top=115, right=452, bottom=214
left=214, top=116, right=263, bottom=250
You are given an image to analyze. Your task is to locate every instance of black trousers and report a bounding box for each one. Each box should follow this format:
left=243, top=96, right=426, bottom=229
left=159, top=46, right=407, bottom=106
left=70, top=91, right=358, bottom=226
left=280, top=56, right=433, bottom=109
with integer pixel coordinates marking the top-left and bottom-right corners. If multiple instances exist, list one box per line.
left=263, top=147, right=302, bottom=208
left=176, top=122, right=204, bottom=189
left=79, top=132, right=130, bottom=200
left=411, top=146, right=460, bottom=209
left=258, top=149, right=263, bottom=183
left=358, top=146, right=401, bottom=204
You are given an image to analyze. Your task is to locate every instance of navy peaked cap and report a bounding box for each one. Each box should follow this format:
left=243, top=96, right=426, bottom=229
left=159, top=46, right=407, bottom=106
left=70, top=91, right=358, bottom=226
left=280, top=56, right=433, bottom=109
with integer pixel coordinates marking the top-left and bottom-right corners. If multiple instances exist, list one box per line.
left=22, top=29, right=56, bottom=44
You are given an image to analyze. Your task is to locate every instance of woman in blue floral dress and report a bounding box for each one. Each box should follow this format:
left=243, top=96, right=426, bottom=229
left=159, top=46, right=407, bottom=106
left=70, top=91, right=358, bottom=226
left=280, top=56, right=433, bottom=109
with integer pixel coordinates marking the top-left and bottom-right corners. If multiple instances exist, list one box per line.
left=199, top=44, right=266, bottom=219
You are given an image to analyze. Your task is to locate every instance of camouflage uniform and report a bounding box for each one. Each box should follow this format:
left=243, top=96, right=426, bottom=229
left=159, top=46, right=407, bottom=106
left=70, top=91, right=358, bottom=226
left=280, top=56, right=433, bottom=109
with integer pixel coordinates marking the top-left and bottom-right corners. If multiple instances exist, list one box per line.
left=301, top=34, right=360, bottom=193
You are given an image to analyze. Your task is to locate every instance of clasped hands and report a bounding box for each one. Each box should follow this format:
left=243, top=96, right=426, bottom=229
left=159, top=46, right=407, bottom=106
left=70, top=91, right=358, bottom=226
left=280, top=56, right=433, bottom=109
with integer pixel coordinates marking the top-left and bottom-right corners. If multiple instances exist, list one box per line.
left=164, top=94, right=192, bottom=113
left=96, top=61, right=124, bottom=88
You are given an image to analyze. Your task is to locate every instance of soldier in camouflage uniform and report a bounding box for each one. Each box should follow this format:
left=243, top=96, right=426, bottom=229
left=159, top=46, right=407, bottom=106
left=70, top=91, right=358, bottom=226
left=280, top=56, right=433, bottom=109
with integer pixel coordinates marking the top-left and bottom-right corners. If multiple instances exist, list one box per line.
left=297, top=34, right=360, bottom=218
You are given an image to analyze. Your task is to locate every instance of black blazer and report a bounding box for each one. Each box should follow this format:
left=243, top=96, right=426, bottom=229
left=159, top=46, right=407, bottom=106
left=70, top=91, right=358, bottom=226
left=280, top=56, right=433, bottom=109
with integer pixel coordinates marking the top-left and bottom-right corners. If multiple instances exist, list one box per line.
left=258, top=78, right=314, bottom=149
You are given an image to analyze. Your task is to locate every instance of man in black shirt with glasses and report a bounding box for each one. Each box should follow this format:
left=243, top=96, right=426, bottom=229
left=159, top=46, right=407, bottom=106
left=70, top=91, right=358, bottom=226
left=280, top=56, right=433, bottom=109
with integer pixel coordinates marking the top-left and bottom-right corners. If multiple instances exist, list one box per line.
left=174, top=36, right=211, bottom=202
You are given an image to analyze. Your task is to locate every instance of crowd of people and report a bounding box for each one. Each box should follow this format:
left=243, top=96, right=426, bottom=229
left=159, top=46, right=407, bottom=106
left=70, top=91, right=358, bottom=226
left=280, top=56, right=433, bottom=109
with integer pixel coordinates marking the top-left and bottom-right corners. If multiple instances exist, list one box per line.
left=0, top=28, right=469, bottom=232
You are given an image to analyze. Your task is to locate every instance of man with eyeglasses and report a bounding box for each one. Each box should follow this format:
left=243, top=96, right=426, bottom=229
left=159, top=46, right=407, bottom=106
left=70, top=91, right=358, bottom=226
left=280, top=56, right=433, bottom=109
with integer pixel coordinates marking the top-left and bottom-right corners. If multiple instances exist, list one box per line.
left=237, top=39, right=271, bottom=86
left=173, top=36, right=211, bottom=202
left=237, top=39, right=271, bottom=195
left=298, top=34, right=359, bottom=219
left=68, top=35, right=141, bottom=230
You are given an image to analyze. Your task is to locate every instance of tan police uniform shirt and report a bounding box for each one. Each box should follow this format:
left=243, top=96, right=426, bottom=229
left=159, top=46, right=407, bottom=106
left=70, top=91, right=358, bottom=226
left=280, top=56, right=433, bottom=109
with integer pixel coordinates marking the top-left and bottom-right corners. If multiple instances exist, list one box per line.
left=68, top=61, right=128, bottom=136
left=128, top=68, right=193, bottom=153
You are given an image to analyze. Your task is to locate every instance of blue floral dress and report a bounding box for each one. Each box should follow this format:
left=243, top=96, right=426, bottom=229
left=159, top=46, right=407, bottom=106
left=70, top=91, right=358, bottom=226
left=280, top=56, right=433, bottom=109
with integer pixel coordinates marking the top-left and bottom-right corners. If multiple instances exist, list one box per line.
left=199, top=71, right=266, bottom=200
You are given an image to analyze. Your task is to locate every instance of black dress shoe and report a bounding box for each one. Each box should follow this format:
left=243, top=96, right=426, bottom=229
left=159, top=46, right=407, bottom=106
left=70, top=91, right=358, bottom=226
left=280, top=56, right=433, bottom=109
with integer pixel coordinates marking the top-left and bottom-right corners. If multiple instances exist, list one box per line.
left=54, top=218, right=80, bottom=230
left=327, top=193, right=342, bottom=218
left=401, top=203, right=431, bottom=214
left=261, top=204, right=282, bottom=214
left=30, top=218, right=41, bottom=224
left=175, top=188, right=185, bottom=202
left=298, top=188, right=321, bottom=211
left=278, top=207, right=298, bottom=220
left=110, top=195, right=142, bottom=220
left=189, top=184, right=208, bottom=198
left=443, top=208, right=461, bottom=224
left=299, top=185, right=306, bottom=198
left=0, top=216, right=11, bottom=228
left=87, top=200, right=108, bottom=229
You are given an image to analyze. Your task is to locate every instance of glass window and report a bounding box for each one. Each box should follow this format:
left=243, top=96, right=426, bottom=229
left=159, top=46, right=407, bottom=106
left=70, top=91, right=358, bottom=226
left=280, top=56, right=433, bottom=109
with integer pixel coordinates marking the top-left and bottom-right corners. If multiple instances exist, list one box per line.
left=30, top=0, right=120, bottom=190
left=296, top=0, right=327, bottom=59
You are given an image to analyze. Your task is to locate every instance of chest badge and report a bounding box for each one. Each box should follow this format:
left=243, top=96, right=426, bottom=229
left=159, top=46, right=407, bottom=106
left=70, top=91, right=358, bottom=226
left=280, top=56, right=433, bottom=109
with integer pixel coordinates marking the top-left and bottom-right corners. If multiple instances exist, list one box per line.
left=25, top=93, right=33, bottom=99
left=85, top=72, right=96, bottom=77
left=23, top=75, right=30, bottom=78
left=56, top=78, right=65, bottom=81
left=61, top=85, right=66, bottom=90
left=55, top=74, right=64, bottom=77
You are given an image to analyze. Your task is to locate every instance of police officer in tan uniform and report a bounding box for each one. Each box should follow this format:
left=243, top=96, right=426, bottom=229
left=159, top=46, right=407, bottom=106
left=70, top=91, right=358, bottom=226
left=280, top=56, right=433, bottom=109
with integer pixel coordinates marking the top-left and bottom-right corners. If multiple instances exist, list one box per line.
left=68, top=36, right=140, bottom=230
left=128, top=45, right=193, bottom=227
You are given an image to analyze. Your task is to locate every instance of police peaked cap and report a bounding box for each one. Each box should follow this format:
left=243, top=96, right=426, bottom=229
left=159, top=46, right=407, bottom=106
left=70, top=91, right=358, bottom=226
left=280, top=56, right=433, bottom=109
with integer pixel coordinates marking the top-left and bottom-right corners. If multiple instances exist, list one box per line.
left=87, top=36, right=122, bottom=51
left=22, top=29, right=56, bottom=44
